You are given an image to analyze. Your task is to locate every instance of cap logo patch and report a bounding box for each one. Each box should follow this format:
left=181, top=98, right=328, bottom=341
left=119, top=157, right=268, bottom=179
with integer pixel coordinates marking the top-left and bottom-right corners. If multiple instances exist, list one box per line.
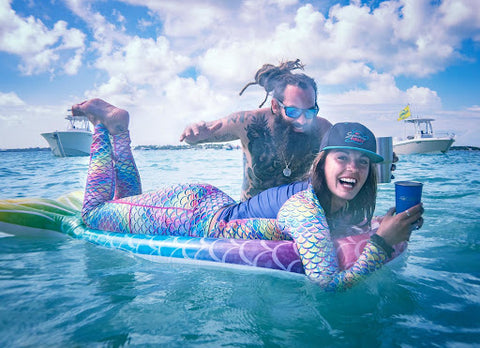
left=345, top=130, right=368, bottom=145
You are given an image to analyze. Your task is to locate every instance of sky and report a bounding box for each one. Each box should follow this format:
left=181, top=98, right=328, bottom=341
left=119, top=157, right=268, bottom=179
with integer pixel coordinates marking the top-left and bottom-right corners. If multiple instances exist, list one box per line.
left=1, top=0, right=479, bottom=149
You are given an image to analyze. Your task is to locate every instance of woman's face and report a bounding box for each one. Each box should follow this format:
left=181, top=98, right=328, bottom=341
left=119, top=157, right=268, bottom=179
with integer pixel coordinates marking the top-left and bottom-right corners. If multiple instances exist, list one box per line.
left=324, top=149, right=370, bottom=211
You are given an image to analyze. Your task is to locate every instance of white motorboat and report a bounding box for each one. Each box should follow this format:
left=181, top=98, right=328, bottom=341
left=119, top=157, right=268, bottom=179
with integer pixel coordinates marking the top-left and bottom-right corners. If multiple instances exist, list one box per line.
left=393, top=117, right=455, bottom=155
left=41, top=113, right=92, bottom=157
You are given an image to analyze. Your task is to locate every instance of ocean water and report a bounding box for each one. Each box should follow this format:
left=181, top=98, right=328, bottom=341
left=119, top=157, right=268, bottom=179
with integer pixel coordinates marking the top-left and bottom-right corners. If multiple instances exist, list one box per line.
left=0, top=148, right=479, bottom=347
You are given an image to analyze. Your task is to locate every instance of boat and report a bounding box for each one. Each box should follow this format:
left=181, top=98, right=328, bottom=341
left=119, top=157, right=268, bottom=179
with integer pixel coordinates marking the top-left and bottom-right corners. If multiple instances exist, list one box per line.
left=41, top=112, right=92, bottom=157
left=393, top=117, right=455, bottom=155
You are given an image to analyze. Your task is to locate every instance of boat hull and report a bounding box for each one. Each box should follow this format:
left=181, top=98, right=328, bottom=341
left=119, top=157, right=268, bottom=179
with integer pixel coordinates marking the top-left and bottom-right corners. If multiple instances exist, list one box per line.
left=393, top=137, right=455, bottom=155
left=41, top=130, right=92, bottom=157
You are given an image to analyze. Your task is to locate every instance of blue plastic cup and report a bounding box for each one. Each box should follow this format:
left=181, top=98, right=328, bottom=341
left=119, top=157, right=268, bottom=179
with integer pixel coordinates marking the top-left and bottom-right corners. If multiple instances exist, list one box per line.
left=395, top=181, right=423, bottom=213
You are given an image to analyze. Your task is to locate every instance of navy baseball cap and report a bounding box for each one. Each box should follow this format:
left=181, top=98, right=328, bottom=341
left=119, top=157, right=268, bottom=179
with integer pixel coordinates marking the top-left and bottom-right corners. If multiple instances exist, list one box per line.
left=320, top=122, right=384, bottom=163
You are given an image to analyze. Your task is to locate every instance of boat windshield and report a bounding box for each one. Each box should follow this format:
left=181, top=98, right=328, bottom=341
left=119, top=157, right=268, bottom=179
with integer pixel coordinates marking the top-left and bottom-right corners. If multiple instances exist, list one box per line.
left=66, top=115, right=91, bottom=131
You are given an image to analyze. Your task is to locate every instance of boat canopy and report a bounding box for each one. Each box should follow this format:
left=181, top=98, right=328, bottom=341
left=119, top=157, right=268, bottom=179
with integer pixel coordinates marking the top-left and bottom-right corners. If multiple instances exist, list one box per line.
left=404, top=118, right=435, bottom=123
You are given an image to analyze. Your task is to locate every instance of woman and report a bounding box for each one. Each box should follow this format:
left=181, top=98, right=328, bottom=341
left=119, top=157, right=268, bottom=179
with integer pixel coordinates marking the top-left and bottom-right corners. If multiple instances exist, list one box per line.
left=75, top=99, right=423, bottom=291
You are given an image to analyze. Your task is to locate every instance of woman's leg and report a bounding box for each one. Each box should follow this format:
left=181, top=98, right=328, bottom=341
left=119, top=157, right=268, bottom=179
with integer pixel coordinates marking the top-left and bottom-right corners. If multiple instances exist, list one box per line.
left=75, top=99, right=234, bottom=237
left=81, top=123, right=141, bottom=235
left=111, top=131, right=142, bottom=199
left=81, top=124, right=115, bottom=222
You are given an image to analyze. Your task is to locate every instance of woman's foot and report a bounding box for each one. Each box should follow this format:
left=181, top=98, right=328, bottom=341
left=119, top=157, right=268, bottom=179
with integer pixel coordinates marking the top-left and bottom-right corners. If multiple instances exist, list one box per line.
left=71, top=98, right=129, bottom=135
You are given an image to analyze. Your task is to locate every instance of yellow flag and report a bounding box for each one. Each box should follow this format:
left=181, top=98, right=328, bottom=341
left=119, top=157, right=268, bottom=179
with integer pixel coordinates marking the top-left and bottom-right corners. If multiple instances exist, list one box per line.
left=398, top=105, right=411, bottom=121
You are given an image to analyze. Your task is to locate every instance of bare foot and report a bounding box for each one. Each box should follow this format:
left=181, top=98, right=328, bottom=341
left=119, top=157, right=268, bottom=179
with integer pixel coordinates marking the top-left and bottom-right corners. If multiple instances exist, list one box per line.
left=71, top=98, right=129, bottom=135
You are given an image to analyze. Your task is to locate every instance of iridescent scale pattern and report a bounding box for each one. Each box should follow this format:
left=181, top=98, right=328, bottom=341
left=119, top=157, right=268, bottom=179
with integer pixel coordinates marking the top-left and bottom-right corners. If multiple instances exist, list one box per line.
left=82, top=125, right=235, bottom=237
left=210, top=218, right=291, bottom=240
left=277, top=186, right=388, bottom=291
left=80, top=125, right=392, bottom=290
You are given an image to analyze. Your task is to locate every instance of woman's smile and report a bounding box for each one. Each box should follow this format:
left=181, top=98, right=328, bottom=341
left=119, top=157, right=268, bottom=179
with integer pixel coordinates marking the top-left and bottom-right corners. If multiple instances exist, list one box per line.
left=338, top=176, right=357, bottom=189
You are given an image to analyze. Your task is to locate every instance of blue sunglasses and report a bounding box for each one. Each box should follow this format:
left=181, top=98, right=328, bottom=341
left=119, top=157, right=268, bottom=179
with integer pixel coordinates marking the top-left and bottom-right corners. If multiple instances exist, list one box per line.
left=276, top=100, right=319, bottom=119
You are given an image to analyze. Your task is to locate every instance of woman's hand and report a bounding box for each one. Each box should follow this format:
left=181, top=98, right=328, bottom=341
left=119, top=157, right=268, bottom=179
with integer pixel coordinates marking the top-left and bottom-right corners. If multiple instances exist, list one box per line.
left=376, top=203, right=424, bottom=246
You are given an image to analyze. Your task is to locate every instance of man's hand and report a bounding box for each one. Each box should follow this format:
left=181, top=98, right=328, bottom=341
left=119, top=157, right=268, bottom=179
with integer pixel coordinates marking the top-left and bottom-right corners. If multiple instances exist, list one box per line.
left=390, top=152, right=399, bottom=179
left=179, top=121, right=222, bottom=145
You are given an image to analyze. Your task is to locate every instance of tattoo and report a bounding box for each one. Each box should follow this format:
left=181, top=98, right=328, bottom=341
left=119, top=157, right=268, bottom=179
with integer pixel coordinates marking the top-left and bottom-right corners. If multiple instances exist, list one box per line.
left=204, top=120, right=235, bottom=143
left=240, top=114, right=322, bottom=200
left=228, top=111, right=246, bottom=125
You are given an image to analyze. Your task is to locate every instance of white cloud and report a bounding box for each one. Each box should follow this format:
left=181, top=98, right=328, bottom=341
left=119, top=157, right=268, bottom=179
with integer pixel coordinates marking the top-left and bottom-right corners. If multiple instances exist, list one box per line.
left=0, top=100, right=70, bottom=149
left=71, top=0, right=479, bottom=97
left=405, top=86, right=441, bottom=109
left=0, top=2, right=85, bottom=75
left=2, top=0, right=480, bottom=148
left=113, top=9, right=126, bottom=24
left=19, top=48, right=58, bottom=75
left=439, top=0, right=480, bottom=31
left=94, top=35, right=190, bottom=87
left=269, top=0, right=298, bottom=9
left=120, top=75, right=234, bottom=146
left=197, top=4, right=327, bottom=88
left=64, top=0, right=191, bottom=96
left=467, top=105, right=480, bottom=112
left=0, top=91, right=25, bottom=106
left=137, top=18, right=153, bottom=31
left=121, top=0, right=229, bottom=38
left=321, top=62, right=372, bottom=85
left=319, top=72, right=402, bottom=106
left=315, top=72, right=442, bottom=141
left=63, top=48, right=83, bottom=75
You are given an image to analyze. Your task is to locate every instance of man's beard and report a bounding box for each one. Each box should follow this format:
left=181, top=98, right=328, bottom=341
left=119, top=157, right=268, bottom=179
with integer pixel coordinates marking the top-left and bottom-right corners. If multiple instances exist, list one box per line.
left=273, top=115, right=316, bottom=160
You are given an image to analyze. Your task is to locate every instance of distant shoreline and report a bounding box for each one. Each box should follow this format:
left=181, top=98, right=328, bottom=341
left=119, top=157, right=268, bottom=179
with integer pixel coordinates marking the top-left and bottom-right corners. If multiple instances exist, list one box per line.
left=0, top=143, right=241, bottom=153
left=450, top=146, right=480, bottom=151
left=1, top=145, right=478, bottom=153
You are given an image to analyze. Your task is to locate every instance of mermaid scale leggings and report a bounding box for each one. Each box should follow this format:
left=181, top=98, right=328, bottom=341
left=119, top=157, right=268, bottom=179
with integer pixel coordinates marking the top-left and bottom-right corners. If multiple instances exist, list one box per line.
left=82, top=125, right=235, bottom=237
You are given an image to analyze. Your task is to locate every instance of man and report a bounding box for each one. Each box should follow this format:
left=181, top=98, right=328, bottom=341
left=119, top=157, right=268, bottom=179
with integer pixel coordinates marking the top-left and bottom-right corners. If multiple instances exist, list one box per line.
left=180, top=60, right=332, bottom=200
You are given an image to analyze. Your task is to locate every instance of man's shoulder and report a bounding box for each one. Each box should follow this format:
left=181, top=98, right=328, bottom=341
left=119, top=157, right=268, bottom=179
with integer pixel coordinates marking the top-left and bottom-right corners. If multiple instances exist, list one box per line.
left=223, top=108, right=273, bottom=143
left=230, top=108, right=272, bottom=122
left=314, top=116, right=333, bottom=133
left=228, top=108, right=274, bottom=133
left=314, top=116, right=332, bottom=127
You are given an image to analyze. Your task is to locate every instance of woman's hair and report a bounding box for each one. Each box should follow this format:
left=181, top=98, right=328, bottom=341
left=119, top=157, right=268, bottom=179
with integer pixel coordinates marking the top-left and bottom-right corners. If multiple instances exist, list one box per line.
left=310, top=150, right=378, bottom=225
left=239, top=59, right=317, bottom=107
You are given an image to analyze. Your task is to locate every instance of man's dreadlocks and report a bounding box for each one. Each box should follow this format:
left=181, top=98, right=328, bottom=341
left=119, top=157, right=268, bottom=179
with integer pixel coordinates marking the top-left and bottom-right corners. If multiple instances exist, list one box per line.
left=239, top=59, right=316, bottom=108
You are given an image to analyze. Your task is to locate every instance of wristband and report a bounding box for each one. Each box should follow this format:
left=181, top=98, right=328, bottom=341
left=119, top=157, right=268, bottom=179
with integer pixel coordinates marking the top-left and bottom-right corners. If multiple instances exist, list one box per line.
left=370, top=234, right=394, bottom=258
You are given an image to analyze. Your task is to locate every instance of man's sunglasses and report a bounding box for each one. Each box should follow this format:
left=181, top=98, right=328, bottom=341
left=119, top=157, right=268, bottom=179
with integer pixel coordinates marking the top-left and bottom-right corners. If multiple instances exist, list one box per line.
left=276, top=100, right=319, bottom=119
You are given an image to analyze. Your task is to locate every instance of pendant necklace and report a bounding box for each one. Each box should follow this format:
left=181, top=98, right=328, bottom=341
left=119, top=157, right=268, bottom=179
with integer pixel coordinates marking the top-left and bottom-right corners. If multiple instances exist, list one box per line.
left=282, top=153, right=293, bottom=177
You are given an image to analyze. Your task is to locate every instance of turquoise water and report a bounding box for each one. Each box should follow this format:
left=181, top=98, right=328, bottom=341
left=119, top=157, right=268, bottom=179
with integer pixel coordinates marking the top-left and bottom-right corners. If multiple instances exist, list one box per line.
left=1, top=149, right=479, bottom=347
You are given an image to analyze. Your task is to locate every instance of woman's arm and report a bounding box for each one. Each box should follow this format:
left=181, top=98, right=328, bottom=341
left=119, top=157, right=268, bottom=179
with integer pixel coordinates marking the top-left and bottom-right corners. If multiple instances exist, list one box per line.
left=277, top=186, right=393, bottom=291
